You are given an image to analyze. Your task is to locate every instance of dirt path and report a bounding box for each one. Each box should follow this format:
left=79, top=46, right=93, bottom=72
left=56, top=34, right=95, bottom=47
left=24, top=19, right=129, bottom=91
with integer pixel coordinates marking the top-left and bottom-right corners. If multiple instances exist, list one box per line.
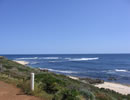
left=0, top=81, right=42, bottom=100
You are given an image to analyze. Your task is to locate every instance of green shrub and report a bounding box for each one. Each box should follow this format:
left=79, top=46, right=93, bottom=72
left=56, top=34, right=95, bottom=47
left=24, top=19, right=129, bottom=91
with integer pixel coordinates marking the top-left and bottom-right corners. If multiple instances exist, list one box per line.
left=17, top=80, right=32, bottom=95
left=35, top=73, right=65, bottom=94
left=80, top=89, right=95, bottom=100
left=95, top=93, right=112, bottom=100
left=53, top=89, right=80, bottom=100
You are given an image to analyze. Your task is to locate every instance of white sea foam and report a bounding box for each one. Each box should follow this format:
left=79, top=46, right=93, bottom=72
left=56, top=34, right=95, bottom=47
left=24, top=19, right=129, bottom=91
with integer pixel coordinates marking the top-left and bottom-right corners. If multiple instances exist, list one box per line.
left=39, top=68, right=78, bottom=74
left=16, top=57, right=60, bottom=60
left=115, top=69, right=128, bottom=72
left=66, top=57, right=99, bottom=61
left=106, top=70, right=116, bottom=74
left=30, top=62, right=39, bottom=64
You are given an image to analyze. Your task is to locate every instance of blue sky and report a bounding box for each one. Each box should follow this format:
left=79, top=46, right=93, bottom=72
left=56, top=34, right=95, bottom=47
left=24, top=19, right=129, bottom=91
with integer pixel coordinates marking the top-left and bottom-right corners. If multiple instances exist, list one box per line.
left=0, top=0, right=130, bottom=54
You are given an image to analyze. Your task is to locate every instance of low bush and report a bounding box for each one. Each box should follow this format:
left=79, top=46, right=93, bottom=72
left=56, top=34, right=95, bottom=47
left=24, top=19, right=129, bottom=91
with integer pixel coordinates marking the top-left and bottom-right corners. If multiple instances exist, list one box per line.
left=53, top=89, right=80, bottom=100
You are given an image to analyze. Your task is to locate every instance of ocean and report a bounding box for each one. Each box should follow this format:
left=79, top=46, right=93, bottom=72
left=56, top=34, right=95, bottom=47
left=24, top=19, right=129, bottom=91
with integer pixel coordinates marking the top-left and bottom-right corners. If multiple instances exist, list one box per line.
left=1, top=54, right=130, bottom=84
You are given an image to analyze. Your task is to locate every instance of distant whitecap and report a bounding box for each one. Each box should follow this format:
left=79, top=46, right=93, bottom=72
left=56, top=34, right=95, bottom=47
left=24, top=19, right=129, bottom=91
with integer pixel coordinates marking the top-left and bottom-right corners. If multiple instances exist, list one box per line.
left=65, top=57, right=99, bottom=61
left=115, top=69, right=128, bottom=72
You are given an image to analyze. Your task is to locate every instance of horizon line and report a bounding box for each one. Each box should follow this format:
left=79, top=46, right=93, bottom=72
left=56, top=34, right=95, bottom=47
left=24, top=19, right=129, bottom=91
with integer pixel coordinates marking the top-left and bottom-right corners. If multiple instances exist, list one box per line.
left=0, top=53, right=130, bottom=55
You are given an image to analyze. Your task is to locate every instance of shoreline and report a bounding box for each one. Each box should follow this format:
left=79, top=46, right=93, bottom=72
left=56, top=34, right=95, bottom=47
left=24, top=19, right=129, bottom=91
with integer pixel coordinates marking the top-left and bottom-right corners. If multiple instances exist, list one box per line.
left=68, top=76, right=130, bottom=95
left=13, top=60, right=130, bottom=95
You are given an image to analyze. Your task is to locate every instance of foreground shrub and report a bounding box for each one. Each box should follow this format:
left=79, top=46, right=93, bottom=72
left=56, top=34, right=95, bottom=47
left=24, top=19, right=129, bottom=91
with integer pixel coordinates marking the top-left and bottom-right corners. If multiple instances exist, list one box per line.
left=80, top=89, right=95, bottom=100
left=95, top=93, right=112, bottom=100
left=53, top=89, right=80, bottom=100
left=35, top=73, right=65, bottom=94
left=17, top=80, right=32, bottom=94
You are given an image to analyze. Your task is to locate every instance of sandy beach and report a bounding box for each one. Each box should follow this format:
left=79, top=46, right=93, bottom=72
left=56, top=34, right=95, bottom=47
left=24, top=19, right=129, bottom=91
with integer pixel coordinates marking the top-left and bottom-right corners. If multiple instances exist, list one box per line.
left=68, top=76, right=130, bottom=95
left=14, top=60, right=29, bottom=65
left=95, top=82, right=130, bottom=95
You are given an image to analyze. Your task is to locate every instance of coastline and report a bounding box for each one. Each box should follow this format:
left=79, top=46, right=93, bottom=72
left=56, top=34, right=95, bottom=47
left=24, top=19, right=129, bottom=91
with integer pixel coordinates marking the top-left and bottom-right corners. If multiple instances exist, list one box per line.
left=13, top=60, right=130, bottom=95
left=68, top=76, right=130, bottom=95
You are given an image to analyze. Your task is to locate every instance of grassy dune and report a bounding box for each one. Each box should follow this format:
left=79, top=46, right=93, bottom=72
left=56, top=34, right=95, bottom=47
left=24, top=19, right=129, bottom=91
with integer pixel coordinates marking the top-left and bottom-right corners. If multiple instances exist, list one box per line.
left=0, top=56, right=130, bottom=100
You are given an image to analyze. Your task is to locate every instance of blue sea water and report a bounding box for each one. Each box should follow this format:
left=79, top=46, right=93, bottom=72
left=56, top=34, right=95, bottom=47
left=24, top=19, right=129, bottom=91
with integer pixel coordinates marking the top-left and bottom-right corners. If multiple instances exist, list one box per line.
left=1, top=54, right=130, bottom=84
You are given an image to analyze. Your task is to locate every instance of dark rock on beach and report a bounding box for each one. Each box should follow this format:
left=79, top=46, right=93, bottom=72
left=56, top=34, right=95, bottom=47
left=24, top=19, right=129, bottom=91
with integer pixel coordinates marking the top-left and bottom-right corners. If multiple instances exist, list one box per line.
left=39, top=68, right=49, bottom=72
left=79, top=77, right=104, bottom=84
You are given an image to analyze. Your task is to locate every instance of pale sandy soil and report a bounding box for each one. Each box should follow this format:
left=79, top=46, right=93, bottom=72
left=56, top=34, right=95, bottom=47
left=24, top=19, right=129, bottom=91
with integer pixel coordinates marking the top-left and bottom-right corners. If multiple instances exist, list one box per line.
left=68, top=76, right=79, bottom=80
left=0, top=81, right=43, bottom=100
left=95, top=82, right=130, bottom=95
left=14, top=60, right=29, bottom=65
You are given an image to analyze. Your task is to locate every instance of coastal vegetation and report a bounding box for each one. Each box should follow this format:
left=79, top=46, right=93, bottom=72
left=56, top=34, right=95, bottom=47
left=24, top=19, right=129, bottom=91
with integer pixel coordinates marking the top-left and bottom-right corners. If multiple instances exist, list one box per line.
left=0, top=56, right=130, bottom=100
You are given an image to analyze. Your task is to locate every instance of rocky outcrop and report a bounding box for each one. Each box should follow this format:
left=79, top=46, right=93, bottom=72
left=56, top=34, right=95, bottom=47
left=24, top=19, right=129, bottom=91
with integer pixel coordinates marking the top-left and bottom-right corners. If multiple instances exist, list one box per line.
left=79, top=77, right=104, bottom=84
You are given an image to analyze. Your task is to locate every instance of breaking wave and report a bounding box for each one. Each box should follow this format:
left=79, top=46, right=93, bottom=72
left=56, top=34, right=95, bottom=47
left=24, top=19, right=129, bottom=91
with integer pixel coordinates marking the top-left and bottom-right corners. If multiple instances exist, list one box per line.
left=65, top=57, right=99, bottom=61
left=30, top=62, right=39, bottom=65
left=115, top=69, right=128, bottom=72
left=16, top=57, right=60, bottom=60
left=105, top=69, right=130, bottom=74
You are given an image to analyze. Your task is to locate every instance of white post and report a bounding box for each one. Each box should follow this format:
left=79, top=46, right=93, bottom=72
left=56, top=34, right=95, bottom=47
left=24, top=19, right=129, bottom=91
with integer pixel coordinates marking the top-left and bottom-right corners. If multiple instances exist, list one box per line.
left=31, top=73, right=35, bottom=91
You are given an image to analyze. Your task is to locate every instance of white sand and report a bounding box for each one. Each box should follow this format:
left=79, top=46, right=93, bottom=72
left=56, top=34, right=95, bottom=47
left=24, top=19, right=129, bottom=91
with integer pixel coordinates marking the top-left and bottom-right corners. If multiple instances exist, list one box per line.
left=95, top=82, right=130, bottom=95
left=14, top=60, right=29, bottom=65
left=68, top=76, right=79, bottom=80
